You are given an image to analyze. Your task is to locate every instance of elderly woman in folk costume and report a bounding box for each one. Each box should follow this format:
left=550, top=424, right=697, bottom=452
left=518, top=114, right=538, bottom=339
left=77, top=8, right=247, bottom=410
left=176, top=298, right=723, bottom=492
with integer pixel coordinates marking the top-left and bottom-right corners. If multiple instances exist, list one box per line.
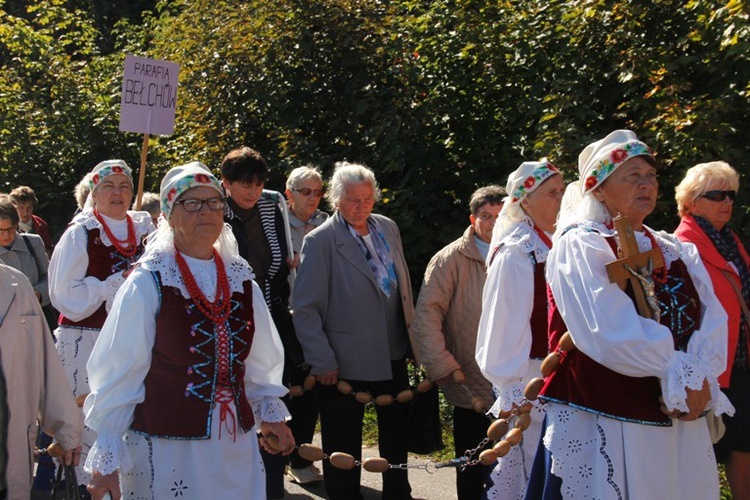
left=525, top=130, right=732, bottom=499
left=475, top=160, right=564, bottom=500
left=48, top=160, right=154, bottom=488
left=84, top=162, right=293, bottom=500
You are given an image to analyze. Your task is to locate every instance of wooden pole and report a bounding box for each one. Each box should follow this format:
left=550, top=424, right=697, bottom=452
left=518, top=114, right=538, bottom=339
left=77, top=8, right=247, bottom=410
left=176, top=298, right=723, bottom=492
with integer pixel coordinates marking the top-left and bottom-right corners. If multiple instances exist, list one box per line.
left=135, top=133, right=149, bottom=210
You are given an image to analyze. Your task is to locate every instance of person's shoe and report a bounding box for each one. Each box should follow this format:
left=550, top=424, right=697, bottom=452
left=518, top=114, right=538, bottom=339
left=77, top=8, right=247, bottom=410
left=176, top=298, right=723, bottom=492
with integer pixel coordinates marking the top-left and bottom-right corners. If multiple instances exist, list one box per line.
left=286, top=465, right=324, bottom=484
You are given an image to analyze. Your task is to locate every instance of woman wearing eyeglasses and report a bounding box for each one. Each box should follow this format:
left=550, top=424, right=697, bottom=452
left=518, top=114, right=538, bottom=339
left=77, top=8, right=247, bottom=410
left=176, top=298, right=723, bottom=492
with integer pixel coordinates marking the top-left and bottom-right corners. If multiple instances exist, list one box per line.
left=674, top=161, right=750, bottom=500
left=285, top=166, right=329, bottom=258
left=84, top=163, right=293, bottom=499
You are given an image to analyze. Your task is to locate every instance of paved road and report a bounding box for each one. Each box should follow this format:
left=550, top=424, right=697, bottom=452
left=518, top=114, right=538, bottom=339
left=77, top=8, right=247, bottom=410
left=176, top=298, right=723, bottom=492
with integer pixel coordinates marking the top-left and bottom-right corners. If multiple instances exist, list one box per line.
left=283, top=434, right=458, bottom=499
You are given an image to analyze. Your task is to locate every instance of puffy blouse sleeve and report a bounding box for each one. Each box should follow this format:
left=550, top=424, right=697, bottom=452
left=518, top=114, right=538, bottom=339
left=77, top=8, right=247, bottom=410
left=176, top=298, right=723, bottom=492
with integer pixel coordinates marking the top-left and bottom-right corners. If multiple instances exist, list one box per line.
left=476, top=241, right=535, bottom=415
left=48, top=224, right=123, bottom=320
left=83, top=267, right=157, bottom=475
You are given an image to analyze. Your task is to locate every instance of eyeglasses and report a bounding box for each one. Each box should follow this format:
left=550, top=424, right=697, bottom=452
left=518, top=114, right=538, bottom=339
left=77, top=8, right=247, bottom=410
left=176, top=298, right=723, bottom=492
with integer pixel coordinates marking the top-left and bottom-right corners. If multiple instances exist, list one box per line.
left=0, top=226, right=17, bottom=235
left=174, top=197, right=226, bottom=212
left=701, top=190, right=736, bottom=202
left=293, top=188, right=324, bottom=198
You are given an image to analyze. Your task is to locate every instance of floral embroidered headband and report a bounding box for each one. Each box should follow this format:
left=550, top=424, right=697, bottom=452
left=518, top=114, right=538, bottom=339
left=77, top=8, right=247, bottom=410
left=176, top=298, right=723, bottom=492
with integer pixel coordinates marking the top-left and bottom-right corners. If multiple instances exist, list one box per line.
left=88, top=160, right=133, bottom=193
left=160, top=162, right=224, bottom=219
left=507, top=159, right=560, bottom=204
left=578, top=130, right=654, bottom=194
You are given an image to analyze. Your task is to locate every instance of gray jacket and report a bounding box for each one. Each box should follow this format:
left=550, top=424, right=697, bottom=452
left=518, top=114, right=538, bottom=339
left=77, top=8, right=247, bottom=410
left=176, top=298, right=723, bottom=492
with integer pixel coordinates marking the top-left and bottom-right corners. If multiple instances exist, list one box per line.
left=292, top=213, right=416, bottom=381
left=0, top=233, right=49, bottom=306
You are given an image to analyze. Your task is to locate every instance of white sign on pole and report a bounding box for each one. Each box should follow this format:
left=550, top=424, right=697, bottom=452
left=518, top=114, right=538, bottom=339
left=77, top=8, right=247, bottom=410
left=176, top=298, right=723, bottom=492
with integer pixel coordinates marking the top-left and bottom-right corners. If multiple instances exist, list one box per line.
left=119, top=55, right=180, bottom=136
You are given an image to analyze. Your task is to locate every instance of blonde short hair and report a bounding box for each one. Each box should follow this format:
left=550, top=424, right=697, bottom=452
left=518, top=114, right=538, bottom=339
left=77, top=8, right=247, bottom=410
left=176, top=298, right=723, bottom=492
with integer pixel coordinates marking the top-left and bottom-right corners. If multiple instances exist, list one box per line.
left=675, top=161, right=740, bottom=217
left=286, top=166, right=323, bottom=191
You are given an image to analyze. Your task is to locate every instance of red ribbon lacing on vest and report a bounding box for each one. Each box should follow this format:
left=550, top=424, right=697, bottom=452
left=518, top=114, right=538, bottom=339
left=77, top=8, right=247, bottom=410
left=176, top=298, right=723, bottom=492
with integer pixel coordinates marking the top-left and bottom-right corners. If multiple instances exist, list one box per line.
left=175, top=247, right=236, bottom=441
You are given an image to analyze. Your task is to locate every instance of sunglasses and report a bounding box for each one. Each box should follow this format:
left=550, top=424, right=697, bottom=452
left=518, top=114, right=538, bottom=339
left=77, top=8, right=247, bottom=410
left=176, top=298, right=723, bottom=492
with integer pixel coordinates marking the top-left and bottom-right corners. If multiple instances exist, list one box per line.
left=701, top=190, right=736, bottom=202
left=293, top=188, right=324, bottom=198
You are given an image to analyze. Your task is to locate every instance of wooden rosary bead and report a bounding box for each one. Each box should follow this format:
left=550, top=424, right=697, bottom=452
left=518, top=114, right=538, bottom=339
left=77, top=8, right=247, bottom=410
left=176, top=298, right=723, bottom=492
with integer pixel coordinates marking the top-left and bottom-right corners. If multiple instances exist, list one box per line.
left=493, top=440, right=511, bottom=457
left=374, top=394, right=394, bottom=406
left=337, top=380, right=353, bottom=395
left=524, top=377, right=545, bottom=401
left=330, top=452, right=357, bottom=470
left=479, top=449, right=498, bottom=466
left=355, top=392, right=373, bottom=404
left=298, top=443, right=324, bottom=462
left=487, top=418, right=510, bottom=441
left=396, top=389, right=415, bottom=404
left=498, top=408, right=512, bottom=418
left=515, top=412, right=532, bottom=431
left=303, top=375, right=317, bottom=390
left=46, top=442, right=65, bottom=458
left=416, top=379, right=434, bottom=393
left=362, top=457, right=390, bottom=473
left=540, top=352, right=561, bottom=377
left=75, top=393, right=89, bottom=408
left=471, top=396, right=487, bottom=414
left=505, top=427, right=523, bottom=446
left=558, top=331, right=574, bottom=351
left=516, top=402, right=533, bottom=414
left=451, top=370, right=466, bottom=384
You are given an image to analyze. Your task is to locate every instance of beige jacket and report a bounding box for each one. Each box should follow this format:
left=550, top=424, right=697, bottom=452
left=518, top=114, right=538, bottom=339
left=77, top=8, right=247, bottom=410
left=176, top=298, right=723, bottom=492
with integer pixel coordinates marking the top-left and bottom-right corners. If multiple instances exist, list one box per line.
left=0, top=265, right=81, bottom=499
left=412, top=226, right=494, bottom=409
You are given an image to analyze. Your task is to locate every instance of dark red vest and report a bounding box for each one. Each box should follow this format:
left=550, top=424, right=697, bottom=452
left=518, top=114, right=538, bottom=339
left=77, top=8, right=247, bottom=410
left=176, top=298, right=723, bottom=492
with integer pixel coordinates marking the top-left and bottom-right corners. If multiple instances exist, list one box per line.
left=59, top=227, right=145, bottom=329
left=131, top=275, right=256, bottom=438
left=540, top=235, right=701, bottom=425
left=530, top=261, right=549, bottom=359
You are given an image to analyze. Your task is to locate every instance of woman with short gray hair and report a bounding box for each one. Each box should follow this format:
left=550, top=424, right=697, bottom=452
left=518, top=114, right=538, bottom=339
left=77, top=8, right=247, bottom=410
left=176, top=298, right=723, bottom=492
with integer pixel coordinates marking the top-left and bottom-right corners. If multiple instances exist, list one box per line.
left=293, top=162, right=416, bottom=499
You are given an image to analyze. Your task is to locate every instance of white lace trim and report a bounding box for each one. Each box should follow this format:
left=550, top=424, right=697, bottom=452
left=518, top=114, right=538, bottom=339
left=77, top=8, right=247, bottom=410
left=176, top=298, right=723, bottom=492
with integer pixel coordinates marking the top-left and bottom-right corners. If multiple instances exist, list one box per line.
left=252, top=396, right=291, bottom=425
left=104, top=272, right=127, bottom=312
left=84, top=432, right=134, bottom=475
left=488, top=381, right=526, bottom=417
left=660, top=350, right=735, bottom=416
left=498, top=223, right=550, bottom=264
left=139, top=250, right=253, bottom=300
left=78, top=210, right=153, bottom=247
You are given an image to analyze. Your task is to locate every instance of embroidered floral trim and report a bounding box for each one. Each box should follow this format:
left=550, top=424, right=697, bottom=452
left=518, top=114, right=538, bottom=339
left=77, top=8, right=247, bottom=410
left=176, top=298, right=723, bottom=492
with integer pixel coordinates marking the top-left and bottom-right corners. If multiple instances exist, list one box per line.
left=140, top=250, right=252, bottom=300
left=161, top=172, right=223, bottom=216
left=583, top=140, right=652, bottom=193
left=252, top=396, right=292, bottom=425
left=84, top=432, right=134, bottom=476
left=510, top=162, right=559, bottom=203
left=79, top=210, right=153, bottom=248
left=89, top=163, right=131, bottom=191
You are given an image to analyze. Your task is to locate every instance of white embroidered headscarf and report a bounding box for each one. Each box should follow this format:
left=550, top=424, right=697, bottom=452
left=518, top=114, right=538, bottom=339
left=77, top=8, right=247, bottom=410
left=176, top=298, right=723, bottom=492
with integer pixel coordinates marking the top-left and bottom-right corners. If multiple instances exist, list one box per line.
left=489, top=159, right=560, bottom=253
left=555, top=130, right=655, bottom=240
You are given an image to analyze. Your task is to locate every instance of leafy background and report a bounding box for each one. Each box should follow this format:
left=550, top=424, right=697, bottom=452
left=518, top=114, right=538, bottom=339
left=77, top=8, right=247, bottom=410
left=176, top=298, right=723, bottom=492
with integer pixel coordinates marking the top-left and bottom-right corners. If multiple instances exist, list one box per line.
left=2, top=0, right=750, bottom=290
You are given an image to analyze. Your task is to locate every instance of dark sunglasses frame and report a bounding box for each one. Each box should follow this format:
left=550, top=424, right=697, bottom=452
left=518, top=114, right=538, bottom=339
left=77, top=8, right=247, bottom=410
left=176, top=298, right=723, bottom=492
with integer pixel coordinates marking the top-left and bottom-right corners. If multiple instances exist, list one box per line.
left=293, top=187, right=324, bottom=197
left=701, top=190, right=736, bottom=202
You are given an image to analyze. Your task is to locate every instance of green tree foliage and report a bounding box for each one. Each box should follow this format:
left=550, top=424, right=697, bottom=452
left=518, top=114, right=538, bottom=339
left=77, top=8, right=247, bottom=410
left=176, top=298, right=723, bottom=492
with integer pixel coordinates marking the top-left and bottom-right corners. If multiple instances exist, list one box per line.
left=2, top=0, right=750, bottom=282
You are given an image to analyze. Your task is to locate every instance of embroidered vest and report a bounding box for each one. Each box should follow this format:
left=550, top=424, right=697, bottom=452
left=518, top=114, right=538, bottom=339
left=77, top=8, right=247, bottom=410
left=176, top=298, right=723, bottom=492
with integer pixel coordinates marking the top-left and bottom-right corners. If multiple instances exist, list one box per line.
left=131, top=275, right=256, bottom=438
left=540, top=235, right=701, bottom=425
left=59, top=227, right=145, bottom=330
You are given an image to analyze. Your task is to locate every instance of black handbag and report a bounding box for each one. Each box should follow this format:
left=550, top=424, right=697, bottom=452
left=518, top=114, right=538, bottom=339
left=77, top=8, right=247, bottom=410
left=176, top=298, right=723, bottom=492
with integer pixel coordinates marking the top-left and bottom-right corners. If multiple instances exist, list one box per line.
left=50, top=464, right=83, bottom=500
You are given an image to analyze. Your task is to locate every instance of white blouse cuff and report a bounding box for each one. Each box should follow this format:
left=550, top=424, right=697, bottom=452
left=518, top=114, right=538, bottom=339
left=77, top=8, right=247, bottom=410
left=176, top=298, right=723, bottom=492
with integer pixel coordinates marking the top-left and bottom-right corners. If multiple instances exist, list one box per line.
left=84, top=432, right=134, bottom=476
left=103, top=272, right=126, bottom=312
left=252, top=396, right=291, bottom=425
left=487, top=381, right=525, bottom=418
left=660, top=351, right=734, bottom=416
